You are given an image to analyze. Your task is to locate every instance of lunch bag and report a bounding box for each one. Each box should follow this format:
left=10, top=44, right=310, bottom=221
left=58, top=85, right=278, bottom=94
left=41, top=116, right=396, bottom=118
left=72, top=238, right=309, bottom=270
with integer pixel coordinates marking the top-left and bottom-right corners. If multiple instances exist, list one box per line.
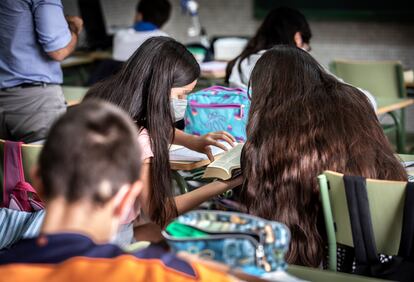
left=184, top=86, right=250, bottom=142
left=162, top=210, right=290, bottom=276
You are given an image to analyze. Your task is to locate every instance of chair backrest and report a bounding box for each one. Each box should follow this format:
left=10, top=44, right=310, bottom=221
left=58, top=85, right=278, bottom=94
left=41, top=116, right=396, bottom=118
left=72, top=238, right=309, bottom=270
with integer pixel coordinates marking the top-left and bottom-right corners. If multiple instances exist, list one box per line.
left=62, top=86, right=89, bottom=106
left=0, top=140, right=43, bottom=198
left=330, top=60, right=407, bottom=99
left=319, top=170, right=406, bottom=257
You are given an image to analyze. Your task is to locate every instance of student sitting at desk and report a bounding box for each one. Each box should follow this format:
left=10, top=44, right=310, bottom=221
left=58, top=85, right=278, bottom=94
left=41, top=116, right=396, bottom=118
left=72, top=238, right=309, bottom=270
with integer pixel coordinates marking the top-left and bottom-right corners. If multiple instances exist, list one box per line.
left=113, top=0, right=171, bottom=62
left=89, top=0, right=172, bottom=85
left=240, top=46, right=406, bottom=268
left=226, top=6, right=376, bottom=109
left=0, top=101, right=240, bottom=282
left=84, top=37, right=242, bottom=244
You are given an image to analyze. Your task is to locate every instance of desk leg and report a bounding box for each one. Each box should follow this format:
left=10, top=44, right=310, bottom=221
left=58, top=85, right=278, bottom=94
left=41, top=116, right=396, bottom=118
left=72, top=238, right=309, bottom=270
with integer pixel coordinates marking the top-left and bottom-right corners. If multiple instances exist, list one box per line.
left=172, top=170, right=189, bottom=194
left=387, top=111, right=405, bottom=154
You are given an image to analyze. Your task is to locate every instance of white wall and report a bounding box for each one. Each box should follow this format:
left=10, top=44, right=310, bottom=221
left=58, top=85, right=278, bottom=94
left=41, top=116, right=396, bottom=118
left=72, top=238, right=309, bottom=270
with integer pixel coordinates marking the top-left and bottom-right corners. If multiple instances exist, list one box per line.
left=62, top=0, right=414, bottom=133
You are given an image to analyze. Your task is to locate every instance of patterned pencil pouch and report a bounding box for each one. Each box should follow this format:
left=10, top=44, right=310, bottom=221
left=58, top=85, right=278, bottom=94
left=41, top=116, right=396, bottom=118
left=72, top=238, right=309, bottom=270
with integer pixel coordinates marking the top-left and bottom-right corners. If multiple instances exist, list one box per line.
left=162, top=210, right=290, bottom=275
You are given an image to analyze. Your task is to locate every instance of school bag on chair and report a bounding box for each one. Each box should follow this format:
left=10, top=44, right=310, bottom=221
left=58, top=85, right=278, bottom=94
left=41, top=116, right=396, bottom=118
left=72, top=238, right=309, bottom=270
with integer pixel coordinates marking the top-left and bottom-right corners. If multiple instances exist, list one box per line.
left=0, top=141, right=45, bottom=249
left=184, top=86, right=250, bottom=142
left=162, top=210, right=290, bottom=277
left=344, top=176, right=414, bottom=282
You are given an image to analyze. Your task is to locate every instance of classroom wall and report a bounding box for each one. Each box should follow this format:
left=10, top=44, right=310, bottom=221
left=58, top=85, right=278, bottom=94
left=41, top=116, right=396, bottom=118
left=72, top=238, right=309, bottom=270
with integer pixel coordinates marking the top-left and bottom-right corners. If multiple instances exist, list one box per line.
left=62, top=0, right=414, bottom=133
left=62, top=0, right=414, bottom=69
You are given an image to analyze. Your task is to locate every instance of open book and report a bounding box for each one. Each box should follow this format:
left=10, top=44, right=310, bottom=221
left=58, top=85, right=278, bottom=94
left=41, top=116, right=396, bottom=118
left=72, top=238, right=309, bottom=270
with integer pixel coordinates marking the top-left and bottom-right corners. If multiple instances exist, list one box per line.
left=169, top=142, right=233, bottom=162
left=203, top=143, right=244, bottom=180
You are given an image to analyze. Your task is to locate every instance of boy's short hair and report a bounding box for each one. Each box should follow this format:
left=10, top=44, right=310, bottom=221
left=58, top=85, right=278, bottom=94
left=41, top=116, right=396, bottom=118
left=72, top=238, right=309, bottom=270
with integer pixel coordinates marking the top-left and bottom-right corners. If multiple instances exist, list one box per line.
left=136, top=0, right=172, bottom=28
left=39, top=100, right=141, bottom=204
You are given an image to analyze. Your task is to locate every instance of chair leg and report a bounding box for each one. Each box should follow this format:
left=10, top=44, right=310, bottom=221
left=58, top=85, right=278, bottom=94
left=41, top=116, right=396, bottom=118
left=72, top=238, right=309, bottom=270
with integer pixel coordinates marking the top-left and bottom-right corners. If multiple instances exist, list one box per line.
left=387, top=111, right=405, bottom=154
left=318, top=175, right=337, bottom=271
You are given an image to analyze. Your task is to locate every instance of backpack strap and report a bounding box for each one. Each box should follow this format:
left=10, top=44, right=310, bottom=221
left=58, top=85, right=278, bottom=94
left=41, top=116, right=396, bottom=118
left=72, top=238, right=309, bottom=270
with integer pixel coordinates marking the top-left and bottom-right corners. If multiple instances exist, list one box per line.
left=398, top=182, right=414, bottom=259
left=343, top=175, right=379, bottom=265
left=2, top=141, right=24, bottom=207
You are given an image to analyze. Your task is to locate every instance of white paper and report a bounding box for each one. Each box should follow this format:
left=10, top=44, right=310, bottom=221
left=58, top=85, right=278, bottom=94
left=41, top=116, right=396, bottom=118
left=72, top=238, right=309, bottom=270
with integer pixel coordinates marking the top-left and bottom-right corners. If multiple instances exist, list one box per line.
left=169, top=142, right=234, bottom=162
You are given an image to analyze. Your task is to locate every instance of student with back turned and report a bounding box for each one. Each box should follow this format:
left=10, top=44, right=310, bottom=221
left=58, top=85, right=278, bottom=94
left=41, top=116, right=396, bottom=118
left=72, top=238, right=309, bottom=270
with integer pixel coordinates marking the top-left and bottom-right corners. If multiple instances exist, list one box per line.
left=0, top=0, right=83, bottom=143
left=113, top=0, right=172, bottom=62
left=0, top=101, right=252, bottom=282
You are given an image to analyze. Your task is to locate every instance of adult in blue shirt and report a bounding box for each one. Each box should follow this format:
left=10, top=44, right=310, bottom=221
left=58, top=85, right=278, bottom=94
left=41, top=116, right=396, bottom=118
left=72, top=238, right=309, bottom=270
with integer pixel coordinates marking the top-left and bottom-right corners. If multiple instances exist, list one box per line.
left=0, top=0, right=83, bottom=143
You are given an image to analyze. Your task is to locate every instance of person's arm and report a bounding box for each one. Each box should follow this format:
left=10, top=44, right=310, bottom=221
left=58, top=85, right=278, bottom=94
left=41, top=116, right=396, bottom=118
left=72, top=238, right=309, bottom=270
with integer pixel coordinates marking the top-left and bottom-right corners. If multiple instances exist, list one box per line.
left=47, top=16, right=83, bottom=61
left=138, top=160, right=242, bottom=221
left=137, top=161, right=152, bottom=217
left=174, top=176, right=242, bottom=215
left=33, top=1, right=83, bottom=61
left=174, top=129, right=236, bottom=161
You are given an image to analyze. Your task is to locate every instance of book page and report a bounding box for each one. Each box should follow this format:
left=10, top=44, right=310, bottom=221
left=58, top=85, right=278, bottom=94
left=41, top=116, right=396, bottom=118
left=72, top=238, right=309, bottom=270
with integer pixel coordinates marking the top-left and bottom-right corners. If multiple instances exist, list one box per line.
left=207, top=143, right=244, bottom=171
left=169, top=142, right=234, bottom=162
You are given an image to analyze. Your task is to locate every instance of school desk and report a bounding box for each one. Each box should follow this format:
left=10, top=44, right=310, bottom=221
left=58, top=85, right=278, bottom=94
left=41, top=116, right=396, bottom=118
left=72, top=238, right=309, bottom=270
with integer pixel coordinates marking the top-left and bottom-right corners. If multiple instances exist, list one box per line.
left=61, top=51, right=112, bottom=68
left=376, top=97, right=414, bottom=153
left=376, top=97, right=414, bottom=115
left=287, top=265, right=388, bottom=282
left=62, top=86, right=89, bottom=106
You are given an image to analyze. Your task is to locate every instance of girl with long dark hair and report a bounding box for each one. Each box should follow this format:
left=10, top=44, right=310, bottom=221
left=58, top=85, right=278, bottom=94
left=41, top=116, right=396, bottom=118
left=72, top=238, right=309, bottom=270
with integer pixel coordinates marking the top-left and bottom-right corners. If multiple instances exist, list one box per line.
left=241, top=45, right=407, bottom=267
left=226, top=7, right=311, bottom=88
left=84, top=37, right=241, bottom=232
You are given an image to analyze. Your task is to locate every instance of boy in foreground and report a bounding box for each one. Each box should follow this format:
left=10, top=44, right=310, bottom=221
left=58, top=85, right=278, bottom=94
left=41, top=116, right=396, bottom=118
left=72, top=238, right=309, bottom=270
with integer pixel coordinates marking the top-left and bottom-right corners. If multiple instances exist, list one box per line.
left=0, top=101, right=249, bottom=281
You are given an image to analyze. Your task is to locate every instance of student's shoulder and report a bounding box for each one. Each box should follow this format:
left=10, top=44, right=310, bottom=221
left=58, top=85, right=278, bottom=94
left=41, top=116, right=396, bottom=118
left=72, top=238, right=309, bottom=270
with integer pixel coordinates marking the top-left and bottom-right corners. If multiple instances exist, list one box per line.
left=129, top=243, right=233, bottom=282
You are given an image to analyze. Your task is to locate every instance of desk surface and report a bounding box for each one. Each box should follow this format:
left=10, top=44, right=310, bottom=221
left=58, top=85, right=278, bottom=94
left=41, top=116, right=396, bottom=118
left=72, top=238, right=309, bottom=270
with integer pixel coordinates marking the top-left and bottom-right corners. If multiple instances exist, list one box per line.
left=61, top=51, right=112, bottom=68
left=287, top=265, right=388, bottom=282
left=62, top=86, right=88, bottom=106
left=376, top=97, right=414, bottom=115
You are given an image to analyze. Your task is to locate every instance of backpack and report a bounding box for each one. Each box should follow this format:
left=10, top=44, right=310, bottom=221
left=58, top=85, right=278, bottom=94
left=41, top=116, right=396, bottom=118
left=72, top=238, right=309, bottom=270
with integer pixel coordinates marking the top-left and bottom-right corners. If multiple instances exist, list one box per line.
left=0, top=141, right=45, bottom=250
left=344, top=176, right=414, bottom=281
left=184, top=86, right=250, bottom=142
left=2, top=141, right=44, bottom=212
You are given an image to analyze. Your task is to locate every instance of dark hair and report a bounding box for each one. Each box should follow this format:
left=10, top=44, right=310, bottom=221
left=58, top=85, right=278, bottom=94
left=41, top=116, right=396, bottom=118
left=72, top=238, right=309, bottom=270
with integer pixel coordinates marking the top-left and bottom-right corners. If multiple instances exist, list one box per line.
left=84, top=37, right=200, bottom=227
left=39, top=101, right=142, bottom=204
left=226, top=7, right=311, bottom=82
left=241, top=46, right=407, bottom=267
left=136, top=0, right=172, bottom=28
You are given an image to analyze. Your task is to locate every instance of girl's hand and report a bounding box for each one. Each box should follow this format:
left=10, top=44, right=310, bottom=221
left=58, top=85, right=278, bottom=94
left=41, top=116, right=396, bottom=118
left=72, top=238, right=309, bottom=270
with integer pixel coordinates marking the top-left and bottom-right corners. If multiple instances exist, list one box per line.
left=188, top=131, right=236, bottom=161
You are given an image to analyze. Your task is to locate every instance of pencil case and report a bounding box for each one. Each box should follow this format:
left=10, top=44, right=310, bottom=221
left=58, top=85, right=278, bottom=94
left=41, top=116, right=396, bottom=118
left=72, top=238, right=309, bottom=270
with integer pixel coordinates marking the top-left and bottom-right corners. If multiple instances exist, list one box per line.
left=162, top=210, right=290, bottom=275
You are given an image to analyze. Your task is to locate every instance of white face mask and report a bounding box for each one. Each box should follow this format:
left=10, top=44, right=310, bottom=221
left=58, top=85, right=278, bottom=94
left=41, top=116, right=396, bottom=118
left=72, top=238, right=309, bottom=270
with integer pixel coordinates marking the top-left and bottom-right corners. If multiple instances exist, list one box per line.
left=171, top=98, right=188, bottom=122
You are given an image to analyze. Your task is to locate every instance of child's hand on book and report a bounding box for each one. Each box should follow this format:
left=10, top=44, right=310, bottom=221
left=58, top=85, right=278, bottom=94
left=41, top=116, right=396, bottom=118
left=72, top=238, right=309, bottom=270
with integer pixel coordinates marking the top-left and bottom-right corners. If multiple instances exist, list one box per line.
left=188, top=131, right=236, bottom=161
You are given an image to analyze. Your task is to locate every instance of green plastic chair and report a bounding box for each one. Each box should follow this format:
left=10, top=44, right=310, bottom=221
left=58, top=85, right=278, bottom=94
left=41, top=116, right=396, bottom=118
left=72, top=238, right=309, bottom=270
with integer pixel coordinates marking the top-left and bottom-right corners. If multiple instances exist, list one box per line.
left=330, top=60, right=407, bottom=153
left=0, top=140, right=43, bottom=203
left=318, top=170, right=407, bottom=271
left=62, top=86, right=89, bottom=106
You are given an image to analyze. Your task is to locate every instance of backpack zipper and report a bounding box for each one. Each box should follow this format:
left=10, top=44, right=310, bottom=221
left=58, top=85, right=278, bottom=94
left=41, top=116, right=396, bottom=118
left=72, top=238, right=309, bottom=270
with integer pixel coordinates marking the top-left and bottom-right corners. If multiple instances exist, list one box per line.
left=189, top=102, right=245, bottom=118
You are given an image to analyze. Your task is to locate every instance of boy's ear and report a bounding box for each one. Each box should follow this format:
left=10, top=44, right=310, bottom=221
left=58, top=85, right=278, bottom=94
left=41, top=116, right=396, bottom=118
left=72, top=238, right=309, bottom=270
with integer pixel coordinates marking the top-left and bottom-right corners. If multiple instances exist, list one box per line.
left=113, top=180, right=143, bottom=221
left=30, top=165, right=45, bottom=199
left=134, top=12, right=143, bottom=23
left=294, top=31, right=303, bottom=48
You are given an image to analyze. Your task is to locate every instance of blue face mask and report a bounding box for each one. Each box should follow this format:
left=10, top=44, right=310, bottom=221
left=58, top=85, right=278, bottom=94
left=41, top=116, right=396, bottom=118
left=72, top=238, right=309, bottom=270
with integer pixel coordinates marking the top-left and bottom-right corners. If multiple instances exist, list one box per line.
left=171, top=98, right=188, bottom=122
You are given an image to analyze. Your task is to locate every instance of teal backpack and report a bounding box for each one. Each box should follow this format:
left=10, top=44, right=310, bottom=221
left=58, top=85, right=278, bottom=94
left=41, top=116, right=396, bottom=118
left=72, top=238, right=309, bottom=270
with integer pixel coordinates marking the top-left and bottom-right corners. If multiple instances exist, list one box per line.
left=184, top=86, right=250, bottom=142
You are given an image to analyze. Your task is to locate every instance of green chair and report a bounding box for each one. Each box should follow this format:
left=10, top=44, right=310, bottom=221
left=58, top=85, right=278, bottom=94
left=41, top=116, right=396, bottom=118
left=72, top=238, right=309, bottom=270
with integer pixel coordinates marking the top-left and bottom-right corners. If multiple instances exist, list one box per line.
left=62, top=86, right=89, bottom=106
left=330, top=60, right=407, bottom=153
left=0, top=140, right=43, bottom=202
left=318, top=170, right=407, bottom=271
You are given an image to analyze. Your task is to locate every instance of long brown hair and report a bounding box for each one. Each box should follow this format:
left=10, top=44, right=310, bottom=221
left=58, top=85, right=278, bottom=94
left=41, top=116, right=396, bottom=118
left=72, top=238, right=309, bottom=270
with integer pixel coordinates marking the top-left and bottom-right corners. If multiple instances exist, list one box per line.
left=84, top=37, right=200, bottom=227
left=240, top=46, right=407, bottom=267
